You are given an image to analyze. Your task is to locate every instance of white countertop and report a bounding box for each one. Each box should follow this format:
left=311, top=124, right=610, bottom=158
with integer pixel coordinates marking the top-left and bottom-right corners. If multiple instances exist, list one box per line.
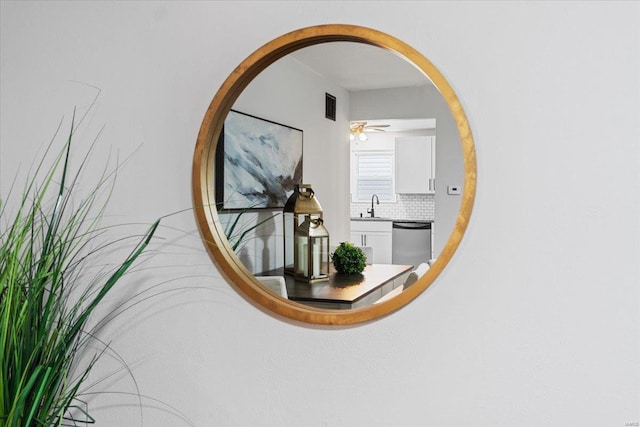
left=351, top=217, right=433, bottom=223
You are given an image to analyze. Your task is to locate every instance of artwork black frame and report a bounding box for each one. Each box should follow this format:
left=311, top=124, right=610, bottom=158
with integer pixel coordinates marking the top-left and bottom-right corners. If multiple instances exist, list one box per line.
left=215, top=110, right=303, bottom=210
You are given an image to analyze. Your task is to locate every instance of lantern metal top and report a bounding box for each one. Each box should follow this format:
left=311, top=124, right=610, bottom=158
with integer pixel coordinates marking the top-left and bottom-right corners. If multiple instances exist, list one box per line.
left=295, top=217, right=329, bottom=238
left=283, top=184, right=323, bottom=215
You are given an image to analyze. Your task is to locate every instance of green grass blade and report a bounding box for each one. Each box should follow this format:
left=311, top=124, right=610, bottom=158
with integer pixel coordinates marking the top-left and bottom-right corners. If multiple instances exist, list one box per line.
left=1, top=113, right=161, bottom=426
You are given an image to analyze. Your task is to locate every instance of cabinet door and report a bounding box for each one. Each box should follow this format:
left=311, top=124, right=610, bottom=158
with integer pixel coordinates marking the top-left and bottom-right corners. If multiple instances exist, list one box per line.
left=348, top=231, right=391, bottom=264
left=350, top=232, right=364, bottom=247
left=365, top=231, right=393, bottom=264
left=350, top=221, right=393, bottom=264
left=395, top=136, right=435, bottom=194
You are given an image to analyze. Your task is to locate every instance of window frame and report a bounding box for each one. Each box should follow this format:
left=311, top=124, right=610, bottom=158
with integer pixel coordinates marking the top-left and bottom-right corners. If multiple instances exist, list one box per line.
left=351, top=149, right=397, bottom=203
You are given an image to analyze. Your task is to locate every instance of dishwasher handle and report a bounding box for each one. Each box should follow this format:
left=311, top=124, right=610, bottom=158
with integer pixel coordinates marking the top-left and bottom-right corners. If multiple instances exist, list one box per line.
left=392, top=221, right=432, bottom=230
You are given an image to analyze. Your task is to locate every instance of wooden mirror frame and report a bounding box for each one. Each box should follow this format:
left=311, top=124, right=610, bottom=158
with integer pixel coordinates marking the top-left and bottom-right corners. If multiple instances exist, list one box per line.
left=192, top=24, right=476, bottom=326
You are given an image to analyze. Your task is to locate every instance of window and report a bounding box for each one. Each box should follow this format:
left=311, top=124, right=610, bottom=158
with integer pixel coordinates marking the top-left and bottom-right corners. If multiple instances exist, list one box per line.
left=354, top=151, right=395, bottom=202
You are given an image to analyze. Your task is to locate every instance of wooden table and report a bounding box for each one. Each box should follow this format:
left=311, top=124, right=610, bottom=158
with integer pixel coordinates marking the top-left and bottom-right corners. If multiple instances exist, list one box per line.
left=260, top=264, right=413, bottom=309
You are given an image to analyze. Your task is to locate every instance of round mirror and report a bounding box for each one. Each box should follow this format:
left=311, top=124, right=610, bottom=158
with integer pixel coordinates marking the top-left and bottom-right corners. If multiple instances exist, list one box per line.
left=192, top=24, right=476, bottom=325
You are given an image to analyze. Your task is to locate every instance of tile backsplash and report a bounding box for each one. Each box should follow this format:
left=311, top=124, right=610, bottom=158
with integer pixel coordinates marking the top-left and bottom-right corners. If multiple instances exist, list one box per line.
left=350, top=194, right=435, bottom=221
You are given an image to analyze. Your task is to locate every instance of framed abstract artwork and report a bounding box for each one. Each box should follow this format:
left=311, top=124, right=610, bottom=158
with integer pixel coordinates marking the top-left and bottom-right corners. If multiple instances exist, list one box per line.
left=215, top=110, right=303, bottom=210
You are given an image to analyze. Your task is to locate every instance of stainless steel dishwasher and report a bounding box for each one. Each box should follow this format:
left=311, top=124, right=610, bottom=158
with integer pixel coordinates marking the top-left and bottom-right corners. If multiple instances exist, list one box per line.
left=392, top=221, right=432, bottom=268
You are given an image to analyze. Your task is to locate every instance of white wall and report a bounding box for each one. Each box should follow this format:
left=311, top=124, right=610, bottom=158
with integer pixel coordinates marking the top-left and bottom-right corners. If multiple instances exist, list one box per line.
left=1, top=2, right=638, bottom=427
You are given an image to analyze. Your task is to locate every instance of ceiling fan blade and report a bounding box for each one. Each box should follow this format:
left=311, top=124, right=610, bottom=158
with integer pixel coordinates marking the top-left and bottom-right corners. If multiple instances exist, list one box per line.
left=351, top=122, right=390, bottom=134
left=364, top=124, right=390, bottom=132
left=366, top=124, right=390, bottom=129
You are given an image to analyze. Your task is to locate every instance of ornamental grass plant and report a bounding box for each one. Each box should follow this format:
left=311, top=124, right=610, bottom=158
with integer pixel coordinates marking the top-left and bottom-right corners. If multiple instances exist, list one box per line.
left=218, top=202, right=280, bottom=253
left=0, top=114, right=160, bottom=426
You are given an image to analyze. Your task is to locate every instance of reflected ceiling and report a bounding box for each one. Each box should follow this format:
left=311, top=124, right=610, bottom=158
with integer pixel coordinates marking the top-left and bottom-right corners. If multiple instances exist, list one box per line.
left=290, top=42, right=434, bottom=91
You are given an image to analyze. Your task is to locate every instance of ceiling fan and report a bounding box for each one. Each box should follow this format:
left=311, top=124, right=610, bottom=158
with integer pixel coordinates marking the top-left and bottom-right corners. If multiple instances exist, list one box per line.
left=350, top=121, right=390, bottom=141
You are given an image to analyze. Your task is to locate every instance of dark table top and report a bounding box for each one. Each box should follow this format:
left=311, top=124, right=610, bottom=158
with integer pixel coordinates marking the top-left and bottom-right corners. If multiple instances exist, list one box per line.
left=260, top=264, right=413, bottom=309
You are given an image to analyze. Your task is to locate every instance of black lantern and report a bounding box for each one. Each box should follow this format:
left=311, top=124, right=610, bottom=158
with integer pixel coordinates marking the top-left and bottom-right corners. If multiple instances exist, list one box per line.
left=294, top=216, right=330, bottom=282
left=282, top=184, right=323, bottom=276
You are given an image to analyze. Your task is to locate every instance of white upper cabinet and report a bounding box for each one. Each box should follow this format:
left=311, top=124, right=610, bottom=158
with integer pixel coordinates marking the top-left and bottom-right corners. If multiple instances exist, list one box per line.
left=395, top=136, right=436, bottom=194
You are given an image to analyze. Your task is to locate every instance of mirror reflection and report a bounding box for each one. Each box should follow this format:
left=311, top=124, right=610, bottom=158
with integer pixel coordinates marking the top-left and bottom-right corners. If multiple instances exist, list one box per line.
left=215, top=41, right=464, bottom=310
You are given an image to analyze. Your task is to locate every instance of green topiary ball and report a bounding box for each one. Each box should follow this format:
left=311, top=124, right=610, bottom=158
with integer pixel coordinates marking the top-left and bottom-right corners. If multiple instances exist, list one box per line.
left=331, top=242, right=367, bottom=274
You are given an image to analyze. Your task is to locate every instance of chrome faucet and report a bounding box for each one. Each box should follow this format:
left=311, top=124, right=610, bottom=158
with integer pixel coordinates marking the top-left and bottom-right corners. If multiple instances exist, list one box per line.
left=367, top=194, right=379, bottom=218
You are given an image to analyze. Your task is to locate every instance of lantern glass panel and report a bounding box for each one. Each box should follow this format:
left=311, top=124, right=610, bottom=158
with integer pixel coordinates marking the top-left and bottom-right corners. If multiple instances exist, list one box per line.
left=294, top=216, right=330, bottom=282
left=283, top=211, right=295, bottom=273
left=295, top=233, right=309, bottom=277
left=309, top=235, right=329, bottom=280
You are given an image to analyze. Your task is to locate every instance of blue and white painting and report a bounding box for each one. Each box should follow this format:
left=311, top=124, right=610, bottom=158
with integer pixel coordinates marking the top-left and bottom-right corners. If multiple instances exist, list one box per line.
left=220, top=110, right=303, bottom=209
